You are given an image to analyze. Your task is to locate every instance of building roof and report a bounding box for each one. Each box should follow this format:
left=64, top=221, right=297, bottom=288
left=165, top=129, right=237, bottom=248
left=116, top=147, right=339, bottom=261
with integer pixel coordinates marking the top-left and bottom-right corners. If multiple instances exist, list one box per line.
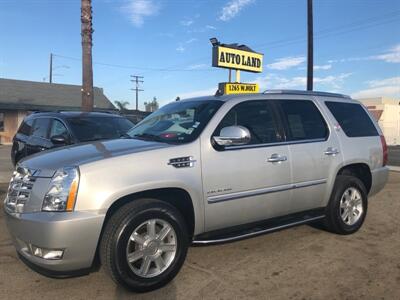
left=368, top=109, right=384, bottom=121
left=358, top=97, right=400, bottom=106
left=0, top=78, right=116, bottom=111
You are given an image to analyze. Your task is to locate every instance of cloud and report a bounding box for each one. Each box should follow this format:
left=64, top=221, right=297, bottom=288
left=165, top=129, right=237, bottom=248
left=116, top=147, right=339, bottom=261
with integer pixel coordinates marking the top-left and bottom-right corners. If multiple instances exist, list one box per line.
left=174, top=87, right=217, bottom=100
left=185, top=38, right=197, bottom=44
left=206, top=25, right=216, bottom=30
left=219, top=0, right=254, bottom=21
left=180, top=19, right=194, bottom=26
left=328, top=44, right=400, bottom=64
left=121, top=0, right=159, bottom=27
left=176, top=45, right=185, bottom=52
left=266, top=56, right=306, bottom=70
left=352, top=76, right=400, bottom=98
left=255, top=73, right=351, bottom=90
left=187, top=63, right=208, bottom=70
left=371, top=44, right=400, bottom=63
left=314, top=64, right=332, bottom=70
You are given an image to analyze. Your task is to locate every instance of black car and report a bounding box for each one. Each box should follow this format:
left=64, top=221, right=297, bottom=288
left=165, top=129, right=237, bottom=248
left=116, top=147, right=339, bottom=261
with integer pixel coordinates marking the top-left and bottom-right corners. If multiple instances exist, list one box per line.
left=11, top=111, right=134, bottom=165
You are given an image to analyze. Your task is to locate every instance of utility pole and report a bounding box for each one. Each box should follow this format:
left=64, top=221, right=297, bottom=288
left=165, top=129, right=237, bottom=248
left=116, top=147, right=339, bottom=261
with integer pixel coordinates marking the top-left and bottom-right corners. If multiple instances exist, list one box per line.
left=307, top=0, right=314, bottom=91
left=49, top=53, right=53, bottom=84
left=131, top=75, right=144, bottom=110
left=81, top=0, right=94, bottom=111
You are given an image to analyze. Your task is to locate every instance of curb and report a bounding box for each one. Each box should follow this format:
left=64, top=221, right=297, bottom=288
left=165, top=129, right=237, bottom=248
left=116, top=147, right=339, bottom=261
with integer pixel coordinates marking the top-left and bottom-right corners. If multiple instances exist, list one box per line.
left=388, top=165, right=400, bottom=172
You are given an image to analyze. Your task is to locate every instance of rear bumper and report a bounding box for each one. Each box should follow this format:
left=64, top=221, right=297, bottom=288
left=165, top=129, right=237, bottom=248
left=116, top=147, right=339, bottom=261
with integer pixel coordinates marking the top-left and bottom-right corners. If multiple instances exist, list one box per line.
left=4, top=209, right=105, bottom=274
left=369, top=166, right=389, bottom=197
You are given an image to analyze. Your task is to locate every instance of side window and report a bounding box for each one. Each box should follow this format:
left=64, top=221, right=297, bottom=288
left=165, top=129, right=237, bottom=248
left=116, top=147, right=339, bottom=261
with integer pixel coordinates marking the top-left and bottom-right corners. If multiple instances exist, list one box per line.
left=18, top=119, right=34, bottom=136
left=50, top=119, right=69, bottom=138
left=31, top=118, right=50, bottom=139
left=215, top=100, right=281, bottom=145
left=278, top=100, right=328, bottom=141
left=325, top=102, right=378, bottom=137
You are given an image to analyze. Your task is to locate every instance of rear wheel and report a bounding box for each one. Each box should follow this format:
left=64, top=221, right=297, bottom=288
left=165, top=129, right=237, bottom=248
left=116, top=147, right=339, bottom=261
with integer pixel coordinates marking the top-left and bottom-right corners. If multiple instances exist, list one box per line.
left=100, top=199, right=189, bottom=292
left=324, top=175, right=368, bottom=234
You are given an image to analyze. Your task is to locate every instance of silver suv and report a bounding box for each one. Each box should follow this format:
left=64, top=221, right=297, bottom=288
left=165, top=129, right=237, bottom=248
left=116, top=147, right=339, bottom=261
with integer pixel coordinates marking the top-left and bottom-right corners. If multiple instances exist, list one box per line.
left=4, top=90, right=389, bottom=292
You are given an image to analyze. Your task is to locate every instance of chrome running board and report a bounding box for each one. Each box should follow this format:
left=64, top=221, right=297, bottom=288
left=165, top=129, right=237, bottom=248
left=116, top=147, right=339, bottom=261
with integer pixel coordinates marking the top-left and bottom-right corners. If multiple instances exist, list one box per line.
left=192, top=215, right=325, bottom=245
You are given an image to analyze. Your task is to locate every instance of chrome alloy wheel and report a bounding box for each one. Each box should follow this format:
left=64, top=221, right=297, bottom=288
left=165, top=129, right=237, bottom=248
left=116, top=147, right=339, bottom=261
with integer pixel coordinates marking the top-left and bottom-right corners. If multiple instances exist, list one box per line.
left=126, top=219, right=177, bottom=278
left=339, top=187, right=363, bottom=226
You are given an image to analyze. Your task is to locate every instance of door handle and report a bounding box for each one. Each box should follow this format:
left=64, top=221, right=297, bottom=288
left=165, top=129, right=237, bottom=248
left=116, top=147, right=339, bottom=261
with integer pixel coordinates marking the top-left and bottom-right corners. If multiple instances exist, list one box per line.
left=267, top=153, right=287, bottom=163
left=324, top=147, right=339, bottom=156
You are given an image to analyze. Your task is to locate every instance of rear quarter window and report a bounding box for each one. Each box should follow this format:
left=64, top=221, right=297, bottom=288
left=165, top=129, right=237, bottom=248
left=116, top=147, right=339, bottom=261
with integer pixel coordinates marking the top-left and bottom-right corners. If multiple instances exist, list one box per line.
left=325, top=102, right=378, bottom=137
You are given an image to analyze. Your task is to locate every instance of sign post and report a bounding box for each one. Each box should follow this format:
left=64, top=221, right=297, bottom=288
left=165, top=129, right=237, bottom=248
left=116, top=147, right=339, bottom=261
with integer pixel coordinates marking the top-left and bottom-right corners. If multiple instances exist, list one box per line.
left=210, top=38, right=263, bottom=95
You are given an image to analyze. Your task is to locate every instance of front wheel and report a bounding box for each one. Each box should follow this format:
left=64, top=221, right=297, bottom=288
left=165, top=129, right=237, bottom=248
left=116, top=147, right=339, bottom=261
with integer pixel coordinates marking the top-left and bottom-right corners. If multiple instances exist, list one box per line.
left=100, top=199, right=189, bottom=292
left=324, top=175, right=368, bottom=234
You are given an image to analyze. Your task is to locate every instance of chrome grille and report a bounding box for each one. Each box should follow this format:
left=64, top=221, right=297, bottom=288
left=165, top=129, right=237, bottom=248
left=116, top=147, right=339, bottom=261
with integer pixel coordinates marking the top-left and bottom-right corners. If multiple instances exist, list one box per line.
left=5, top=167, right=36, bottom=213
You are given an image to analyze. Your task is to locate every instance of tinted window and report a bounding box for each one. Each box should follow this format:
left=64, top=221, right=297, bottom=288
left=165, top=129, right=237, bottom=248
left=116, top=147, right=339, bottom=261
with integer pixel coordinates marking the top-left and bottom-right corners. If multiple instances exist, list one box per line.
left=68, top=117, right=134, bottom=142
left=18, top=118, right=34, bottom=135
left=31, top=118, right=50, bottom=139
left=278, top=100, right=328, bottom=141
left=50, top=119, right=69, bottom=138
left=325, top=102, right=378, bottom=137
left=128, top=100, right=223, bottom=144
left=215, top=101, right=281, bottom=145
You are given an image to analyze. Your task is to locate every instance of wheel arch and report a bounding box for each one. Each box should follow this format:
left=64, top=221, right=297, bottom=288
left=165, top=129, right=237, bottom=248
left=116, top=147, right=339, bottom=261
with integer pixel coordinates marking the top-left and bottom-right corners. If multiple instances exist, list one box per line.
left=336, top=163, right=372, bottom=193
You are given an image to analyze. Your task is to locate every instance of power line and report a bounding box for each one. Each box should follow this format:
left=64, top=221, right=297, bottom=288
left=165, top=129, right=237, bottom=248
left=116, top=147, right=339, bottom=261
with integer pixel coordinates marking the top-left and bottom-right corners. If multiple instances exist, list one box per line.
left=131, top=75, right=144, bottom=110
left=52, top=10, right=400, bottom=74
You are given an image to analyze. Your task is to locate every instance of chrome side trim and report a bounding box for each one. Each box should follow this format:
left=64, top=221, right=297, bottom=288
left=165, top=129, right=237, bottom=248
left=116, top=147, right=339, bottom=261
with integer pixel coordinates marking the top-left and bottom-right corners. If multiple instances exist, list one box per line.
left=192, top=215, right=326, bottom=244
left=207, top=179, right=327, bottom=203
left=224, top=138, right=327, bottom=151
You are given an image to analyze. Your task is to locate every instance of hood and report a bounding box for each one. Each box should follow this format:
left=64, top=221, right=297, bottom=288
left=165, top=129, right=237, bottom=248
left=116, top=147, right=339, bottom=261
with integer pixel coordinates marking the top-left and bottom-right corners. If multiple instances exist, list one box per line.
left=19, top=138, right=171, bottom=176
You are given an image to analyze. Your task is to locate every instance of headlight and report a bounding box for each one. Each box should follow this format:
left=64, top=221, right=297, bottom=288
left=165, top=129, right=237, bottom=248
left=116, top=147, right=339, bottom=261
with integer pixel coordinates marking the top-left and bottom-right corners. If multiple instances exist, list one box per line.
left=42, top=167, right=80, bottom=212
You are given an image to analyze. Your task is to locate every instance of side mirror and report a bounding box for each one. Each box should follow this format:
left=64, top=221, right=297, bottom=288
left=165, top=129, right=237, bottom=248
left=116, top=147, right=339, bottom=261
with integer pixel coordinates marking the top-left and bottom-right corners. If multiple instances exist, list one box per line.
left=213, top=126, right=251, bottom=147
left=51, top=135, right=68, bottom=145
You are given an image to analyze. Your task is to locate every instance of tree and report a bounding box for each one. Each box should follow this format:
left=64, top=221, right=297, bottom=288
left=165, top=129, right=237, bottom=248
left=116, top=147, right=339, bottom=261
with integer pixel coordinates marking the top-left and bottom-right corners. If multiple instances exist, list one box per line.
left=81, top=0, right=94, bottom=111
left=114, top=100, right=130, bottom=111
left=144, top=97, right=159, bottom=112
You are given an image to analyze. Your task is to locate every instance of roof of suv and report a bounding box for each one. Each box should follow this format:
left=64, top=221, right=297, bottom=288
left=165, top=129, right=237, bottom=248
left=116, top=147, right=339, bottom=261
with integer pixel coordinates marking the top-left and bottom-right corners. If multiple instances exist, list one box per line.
left=26, top=111, right=123, bottom=119
left=181, top=89, right=353, bottom=103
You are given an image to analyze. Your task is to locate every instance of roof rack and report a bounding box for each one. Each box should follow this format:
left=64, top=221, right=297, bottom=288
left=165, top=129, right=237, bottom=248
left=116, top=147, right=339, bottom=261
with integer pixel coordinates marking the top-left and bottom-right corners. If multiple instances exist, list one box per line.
left=263, top=89, right=351, bottom=99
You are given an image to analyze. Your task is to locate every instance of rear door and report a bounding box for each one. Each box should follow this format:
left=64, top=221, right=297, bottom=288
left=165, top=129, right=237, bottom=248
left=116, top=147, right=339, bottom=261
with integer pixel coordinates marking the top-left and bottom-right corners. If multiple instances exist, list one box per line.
left=275, top=99, right=342, bottom=211
left=201, top=100, right=293, bottom=232
left=26, top=118, right=52, bottom=156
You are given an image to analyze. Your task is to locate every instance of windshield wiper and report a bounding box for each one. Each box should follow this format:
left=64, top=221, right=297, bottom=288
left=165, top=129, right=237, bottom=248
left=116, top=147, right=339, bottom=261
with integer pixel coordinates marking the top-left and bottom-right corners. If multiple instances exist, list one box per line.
left=132, top=133, right=164, bottom=142
left=120, top=133, right=132, bottom=139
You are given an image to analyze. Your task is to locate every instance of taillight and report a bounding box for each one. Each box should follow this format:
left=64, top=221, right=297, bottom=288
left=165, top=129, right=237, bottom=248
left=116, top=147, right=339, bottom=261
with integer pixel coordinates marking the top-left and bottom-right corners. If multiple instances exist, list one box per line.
left=380, top=135, right=388, bottom=166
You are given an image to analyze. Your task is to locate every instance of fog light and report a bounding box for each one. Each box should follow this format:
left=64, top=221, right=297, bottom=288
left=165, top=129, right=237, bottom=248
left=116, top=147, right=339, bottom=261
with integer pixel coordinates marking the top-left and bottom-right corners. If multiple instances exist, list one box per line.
left=30, top=245, right=64, bottom=260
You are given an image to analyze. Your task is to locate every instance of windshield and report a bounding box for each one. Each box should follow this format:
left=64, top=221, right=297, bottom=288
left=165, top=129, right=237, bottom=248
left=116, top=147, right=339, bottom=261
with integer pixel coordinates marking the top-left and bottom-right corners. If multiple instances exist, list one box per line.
left=68, top=116, right=134, bottom=142
left=127, top=100, right=223, bottom=144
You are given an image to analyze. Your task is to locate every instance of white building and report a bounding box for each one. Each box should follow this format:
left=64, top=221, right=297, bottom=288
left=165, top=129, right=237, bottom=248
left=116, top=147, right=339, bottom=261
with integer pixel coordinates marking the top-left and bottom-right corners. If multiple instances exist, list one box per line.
left=358, top=97, right=400, bottom=145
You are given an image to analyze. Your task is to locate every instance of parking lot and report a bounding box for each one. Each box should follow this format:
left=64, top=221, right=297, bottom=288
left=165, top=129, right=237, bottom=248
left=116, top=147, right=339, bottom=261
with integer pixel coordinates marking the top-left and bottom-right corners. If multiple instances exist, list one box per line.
left=0, top=144, right=399, bottom=299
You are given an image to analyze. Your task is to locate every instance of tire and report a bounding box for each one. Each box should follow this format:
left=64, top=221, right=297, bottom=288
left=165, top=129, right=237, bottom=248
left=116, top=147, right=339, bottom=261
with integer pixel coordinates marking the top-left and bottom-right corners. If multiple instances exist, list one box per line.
left=100, top=198, right=189, bottom=292
left=324, top=175, right=368, bottom=235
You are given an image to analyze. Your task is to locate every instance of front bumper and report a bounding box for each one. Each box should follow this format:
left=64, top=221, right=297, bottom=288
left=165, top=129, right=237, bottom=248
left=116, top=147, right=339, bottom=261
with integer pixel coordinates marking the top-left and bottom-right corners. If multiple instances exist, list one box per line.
left=4, top=208, right=105, bottom=275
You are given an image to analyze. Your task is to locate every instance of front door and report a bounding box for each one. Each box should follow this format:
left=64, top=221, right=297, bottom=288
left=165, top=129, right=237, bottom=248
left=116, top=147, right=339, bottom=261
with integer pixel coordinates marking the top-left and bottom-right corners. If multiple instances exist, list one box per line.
left=201, top=100, right=293, bottom=232
left=26, top=118, right=52, bottom=156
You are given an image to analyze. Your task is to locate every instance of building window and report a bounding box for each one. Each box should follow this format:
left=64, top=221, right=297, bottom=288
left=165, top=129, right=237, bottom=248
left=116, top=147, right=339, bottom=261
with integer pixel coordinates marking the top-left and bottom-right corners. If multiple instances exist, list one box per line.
left=0, top=112, right=4, bottom=132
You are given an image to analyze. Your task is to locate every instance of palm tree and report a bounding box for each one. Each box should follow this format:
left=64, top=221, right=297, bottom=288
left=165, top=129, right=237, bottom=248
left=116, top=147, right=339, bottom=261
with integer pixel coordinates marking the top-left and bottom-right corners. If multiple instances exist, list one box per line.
left=81, top=0, right=94, bottom=111
left=114, top=100, right=130, bottom=111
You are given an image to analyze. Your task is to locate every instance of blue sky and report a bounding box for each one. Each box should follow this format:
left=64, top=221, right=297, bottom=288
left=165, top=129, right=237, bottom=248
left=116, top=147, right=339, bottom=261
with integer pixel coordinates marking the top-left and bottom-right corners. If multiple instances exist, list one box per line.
left=0, top=0, right=399, bottom=109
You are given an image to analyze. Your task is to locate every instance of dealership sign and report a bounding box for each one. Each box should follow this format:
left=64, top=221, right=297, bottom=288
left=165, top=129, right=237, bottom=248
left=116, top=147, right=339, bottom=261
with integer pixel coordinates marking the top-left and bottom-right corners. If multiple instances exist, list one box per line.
left=218, top=82, right=259, bottom=95
left=212, top=45, right=263, bottom=73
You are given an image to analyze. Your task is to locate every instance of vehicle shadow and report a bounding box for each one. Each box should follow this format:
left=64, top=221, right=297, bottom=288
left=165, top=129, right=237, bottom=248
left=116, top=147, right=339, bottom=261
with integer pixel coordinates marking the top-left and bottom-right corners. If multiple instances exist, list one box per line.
left=114, top=280, right=177, bottom=300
